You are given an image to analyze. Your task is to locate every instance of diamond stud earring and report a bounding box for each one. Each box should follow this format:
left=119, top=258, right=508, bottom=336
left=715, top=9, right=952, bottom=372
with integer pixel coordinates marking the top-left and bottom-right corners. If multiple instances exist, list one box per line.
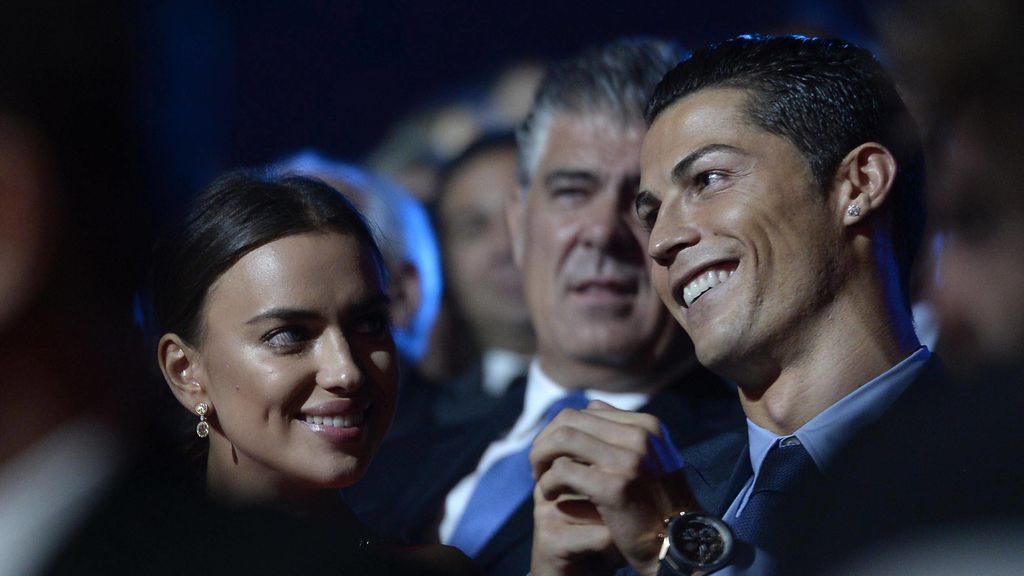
left=846, top=204, right=861, bottom=217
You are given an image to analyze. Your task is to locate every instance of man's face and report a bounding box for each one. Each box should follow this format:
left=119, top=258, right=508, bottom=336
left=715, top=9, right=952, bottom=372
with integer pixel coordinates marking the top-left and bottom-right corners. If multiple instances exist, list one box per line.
left=928, top=116, right=1024, bottom=369
left=509, top=113, right=678, bottom=383
left=440, top=146, right=531, bottom=345
left=639, top=88, right=843, bottom=382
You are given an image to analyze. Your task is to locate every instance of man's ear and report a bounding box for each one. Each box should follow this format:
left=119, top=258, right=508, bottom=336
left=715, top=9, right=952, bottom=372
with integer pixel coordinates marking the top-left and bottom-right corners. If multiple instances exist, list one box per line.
left=834, top=142, right=898, bottom=226
left=389, top=261, right=422, bottom=331
left=157, top=333, right=209, bottom=414
left=506, top=185, right=527, bottom=268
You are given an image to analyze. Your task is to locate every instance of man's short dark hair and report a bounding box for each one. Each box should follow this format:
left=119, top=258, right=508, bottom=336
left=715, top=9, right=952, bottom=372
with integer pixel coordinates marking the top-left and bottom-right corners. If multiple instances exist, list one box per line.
left=517, top=37, right=686, bottom=188
left=646, top=34, right=926, bottom=309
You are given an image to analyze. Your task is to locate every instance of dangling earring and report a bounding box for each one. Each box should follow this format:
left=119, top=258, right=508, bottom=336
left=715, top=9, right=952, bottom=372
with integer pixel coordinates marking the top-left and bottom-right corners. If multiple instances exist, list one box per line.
left=195, top=402, right=210, bottom=438
left=846, top=204, right=862, bottom=217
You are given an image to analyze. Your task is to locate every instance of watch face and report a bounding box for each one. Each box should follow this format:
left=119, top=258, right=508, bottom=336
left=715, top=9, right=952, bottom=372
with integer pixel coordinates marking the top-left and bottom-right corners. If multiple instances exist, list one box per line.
left=667, top=513, right=734, bottom=570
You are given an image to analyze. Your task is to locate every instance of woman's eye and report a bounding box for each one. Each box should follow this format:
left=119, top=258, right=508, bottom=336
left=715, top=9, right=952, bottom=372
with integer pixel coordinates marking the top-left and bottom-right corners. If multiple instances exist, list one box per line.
left=264, top=327, right=311, bottom=351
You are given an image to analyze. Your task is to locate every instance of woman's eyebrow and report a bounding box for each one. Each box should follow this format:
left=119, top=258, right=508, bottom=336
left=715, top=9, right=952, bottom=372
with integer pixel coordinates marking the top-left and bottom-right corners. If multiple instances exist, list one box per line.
left=246, top=308, right=321, bottom=325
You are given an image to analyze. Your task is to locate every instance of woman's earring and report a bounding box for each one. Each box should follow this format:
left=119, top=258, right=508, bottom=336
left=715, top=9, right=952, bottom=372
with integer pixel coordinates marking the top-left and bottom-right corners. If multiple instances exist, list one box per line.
left=196, top=402, right=210, bottom=438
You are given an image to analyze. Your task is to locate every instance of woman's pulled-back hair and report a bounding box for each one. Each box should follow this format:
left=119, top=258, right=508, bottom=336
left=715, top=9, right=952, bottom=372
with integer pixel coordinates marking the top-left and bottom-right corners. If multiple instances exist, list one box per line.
left=152, top=170, right=386, bottom=345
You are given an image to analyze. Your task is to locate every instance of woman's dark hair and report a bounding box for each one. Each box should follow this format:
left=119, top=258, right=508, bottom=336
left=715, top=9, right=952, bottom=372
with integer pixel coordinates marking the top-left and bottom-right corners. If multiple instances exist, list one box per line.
left=152, top=170, right=387, bottom=345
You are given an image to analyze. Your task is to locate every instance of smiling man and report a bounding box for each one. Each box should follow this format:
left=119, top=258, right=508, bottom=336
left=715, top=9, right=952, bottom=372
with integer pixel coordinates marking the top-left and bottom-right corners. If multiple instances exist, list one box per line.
left=530, top=35, right=941, bottom=576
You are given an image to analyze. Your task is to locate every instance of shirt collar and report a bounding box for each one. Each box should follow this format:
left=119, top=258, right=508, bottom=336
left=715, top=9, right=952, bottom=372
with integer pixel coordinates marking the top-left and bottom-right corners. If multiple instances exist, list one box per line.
left=481, top=348, right=531, bottom=397
left=513, top=359, right=649, bottom=442
left=747, top=346, right=932, bottom=474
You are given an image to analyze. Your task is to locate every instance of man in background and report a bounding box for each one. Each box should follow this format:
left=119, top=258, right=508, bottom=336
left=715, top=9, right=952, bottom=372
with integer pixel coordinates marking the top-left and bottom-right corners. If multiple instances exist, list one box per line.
left=349, top=37, right=742, bottom=576
left=432, top=132, right=536, bottom=426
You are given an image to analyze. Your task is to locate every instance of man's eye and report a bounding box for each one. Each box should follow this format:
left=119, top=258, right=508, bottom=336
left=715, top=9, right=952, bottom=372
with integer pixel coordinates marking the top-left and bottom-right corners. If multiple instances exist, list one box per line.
left=450, top=214, right=488, bottom=240
left=637, top=205, right=659, bottom=232
left=551, top=187, right=588, bottom=203
left=696, top=171, right=726, bottom=189
left=264, top=327, right=311, bottom=351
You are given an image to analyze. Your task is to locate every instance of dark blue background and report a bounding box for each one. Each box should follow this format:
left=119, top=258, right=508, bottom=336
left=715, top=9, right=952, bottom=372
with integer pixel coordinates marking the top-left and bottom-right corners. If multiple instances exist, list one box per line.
left=136, top=0, right=880, bottom=204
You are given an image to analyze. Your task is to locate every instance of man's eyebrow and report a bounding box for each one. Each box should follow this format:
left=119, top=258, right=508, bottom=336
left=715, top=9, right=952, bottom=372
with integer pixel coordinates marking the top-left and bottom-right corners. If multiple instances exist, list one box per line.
left=670, top=144, right=744, bottom=184
left=543, top=169, right=600, bottom=188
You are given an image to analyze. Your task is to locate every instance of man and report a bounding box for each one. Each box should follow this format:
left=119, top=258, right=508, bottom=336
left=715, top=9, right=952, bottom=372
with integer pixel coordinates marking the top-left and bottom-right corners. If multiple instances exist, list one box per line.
left=432, top=132, right=536, bottom=426
left=530, top=34, right=939, bottom=576
left=349, top=37, right=742, bottom=576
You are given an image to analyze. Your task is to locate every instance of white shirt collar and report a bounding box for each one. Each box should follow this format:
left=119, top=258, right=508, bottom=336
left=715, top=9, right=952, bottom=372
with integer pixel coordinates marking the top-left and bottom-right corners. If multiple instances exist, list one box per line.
left=481, top=348, right=531, bottom=397
left=510, top=359, right=650, bottom=443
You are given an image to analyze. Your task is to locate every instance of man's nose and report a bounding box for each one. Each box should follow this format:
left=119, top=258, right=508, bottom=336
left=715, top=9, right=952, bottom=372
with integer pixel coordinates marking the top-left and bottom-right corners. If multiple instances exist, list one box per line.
left=317, top=331, right=363, bottom=393
left=580, top=191, right=635, bottom=252
left=649, top=201, right=700, bottom=267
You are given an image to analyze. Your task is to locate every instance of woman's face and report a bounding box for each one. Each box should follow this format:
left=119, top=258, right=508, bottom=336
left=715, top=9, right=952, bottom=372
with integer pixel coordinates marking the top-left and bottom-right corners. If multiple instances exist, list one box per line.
left=190, top=231, right=396, bottom=499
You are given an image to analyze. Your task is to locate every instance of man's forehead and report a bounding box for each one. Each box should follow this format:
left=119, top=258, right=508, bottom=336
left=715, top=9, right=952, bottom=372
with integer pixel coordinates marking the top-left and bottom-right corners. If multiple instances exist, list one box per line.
left=641, top=89, right=760, bottom=177
left=535, top=111, right=645, bottom=173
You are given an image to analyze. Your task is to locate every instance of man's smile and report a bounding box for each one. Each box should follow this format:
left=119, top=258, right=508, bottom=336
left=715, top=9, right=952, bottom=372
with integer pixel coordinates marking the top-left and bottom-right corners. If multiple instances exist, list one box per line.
left=673, top=261, right=739, bottom=308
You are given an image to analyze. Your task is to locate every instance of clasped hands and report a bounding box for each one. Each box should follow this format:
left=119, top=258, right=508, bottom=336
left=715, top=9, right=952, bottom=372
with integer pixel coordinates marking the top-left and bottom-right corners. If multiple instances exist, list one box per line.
left=529, top=400, right=698, bottom=576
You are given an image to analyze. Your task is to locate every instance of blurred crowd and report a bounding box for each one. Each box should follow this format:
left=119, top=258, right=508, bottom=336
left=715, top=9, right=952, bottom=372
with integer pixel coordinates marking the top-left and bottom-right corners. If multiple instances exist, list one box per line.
left=1, top=1, right=1022, bottom=575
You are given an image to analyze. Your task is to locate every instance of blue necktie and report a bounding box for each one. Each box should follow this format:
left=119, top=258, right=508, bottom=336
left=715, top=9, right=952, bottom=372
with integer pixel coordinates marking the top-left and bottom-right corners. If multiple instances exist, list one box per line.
left=731, top=437, right=821, bottom=553
left=448, top=392, right=590, bottom=558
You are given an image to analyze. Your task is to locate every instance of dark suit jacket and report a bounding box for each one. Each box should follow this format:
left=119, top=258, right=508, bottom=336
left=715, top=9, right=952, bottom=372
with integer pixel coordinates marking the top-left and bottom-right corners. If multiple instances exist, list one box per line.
left=662, top=356, right=1024, bottom=574
left=345, top=362, right=744, bottom=576
left=788, top=359, right=1024, bottom=573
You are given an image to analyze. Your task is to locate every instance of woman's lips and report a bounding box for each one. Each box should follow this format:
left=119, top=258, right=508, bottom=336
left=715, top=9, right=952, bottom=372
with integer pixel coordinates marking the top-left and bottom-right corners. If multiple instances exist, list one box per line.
left=296, top=400, right=370, bottom=443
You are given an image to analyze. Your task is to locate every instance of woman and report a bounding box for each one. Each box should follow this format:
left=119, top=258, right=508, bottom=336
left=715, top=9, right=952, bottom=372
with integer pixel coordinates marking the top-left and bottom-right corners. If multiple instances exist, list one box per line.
left=152, top=171, right=476, bottom=573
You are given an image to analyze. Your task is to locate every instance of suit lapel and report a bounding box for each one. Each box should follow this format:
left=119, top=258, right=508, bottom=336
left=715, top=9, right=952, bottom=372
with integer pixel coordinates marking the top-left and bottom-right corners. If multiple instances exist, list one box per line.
left=401, top=379, right=527, bottom=542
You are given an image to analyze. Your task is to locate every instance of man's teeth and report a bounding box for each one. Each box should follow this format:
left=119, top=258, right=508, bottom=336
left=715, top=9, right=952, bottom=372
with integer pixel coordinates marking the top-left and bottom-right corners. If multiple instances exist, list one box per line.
left=301, top=413, right=364, bottom=428
left=683, top=268, right=735, bottom=307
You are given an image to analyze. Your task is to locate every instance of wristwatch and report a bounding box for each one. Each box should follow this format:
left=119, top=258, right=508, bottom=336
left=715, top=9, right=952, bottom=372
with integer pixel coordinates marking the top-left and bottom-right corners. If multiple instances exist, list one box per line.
left=656, top=511, right=734, bottom=575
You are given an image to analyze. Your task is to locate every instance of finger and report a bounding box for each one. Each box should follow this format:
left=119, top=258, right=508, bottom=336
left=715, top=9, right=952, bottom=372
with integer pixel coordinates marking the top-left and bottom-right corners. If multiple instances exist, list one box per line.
left=582, top=403, right=663, bottom=437
left=536, top=455, right=634, bottom=506
left=530, top=518, right=613, bottom=576
left=530, top=420, right=642, bottom=479
left=582, top=406, right=684, bottom=474
left=537, top=408, right=661, bottom=455
left=535, top=523, right=611, bottom=555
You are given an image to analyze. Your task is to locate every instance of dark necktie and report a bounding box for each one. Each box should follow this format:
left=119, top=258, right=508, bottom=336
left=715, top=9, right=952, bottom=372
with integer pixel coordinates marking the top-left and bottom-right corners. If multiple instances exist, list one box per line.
left=731, top=436, right=821, bottom=553
left=447, top=392, right=590, bottom=558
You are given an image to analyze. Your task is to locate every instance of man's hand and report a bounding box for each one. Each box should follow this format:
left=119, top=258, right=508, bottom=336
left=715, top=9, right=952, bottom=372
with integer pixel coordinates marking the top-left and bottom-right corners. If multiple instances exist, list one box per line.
left=529, top=401, right=699, bottom=576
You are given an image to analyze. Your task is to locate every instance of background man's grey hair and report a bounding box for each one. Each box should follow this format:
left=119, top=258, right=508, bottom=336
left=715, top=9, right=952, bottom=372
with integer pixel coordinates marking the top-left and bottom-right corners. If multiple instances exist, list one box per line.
left=515, top=37, right=687, bottom=188
left=276, top=151, right=443, bottom=362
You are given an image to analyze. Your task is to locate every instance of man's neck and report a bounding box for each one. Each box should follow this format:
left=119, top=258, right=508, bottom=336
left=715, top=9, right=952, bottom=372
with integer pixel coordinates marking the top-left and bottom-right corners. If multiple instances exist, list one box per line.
left=736, top=296, right=920, bottom=435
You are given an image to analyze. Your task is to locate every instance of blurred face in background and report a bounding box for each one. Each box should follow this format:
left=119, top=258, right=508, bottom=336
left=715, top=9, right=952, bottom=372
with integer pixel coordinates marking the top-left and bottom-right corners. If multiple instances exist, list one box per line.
left=928, top=111, right=1024, bottom=371
left=440, top=145, right=533, bottom=351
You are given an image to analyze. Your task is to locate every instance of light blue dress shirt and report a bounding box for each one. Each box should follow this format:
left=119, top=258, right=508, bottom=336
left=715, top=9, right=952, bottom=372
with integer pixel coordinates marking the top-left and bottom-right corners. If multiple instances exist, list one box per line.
left=715, top=346, right=932, bottom=576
